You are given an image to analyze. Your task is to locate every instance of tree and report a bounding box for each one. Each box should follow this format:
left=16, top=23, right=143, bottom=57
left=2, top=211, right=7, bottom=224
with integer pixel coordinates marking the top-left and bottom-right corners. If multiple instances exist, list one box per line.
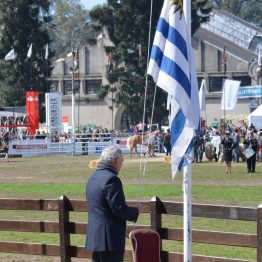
left=90, top=0, right=212, bottom=126
left=48, top=0, right=95, bottom=60
left=213, top=0, right=262, bottom=27
left=192, top=0, right=212, bottom=34
left=0, top=0, right=53, bottom=122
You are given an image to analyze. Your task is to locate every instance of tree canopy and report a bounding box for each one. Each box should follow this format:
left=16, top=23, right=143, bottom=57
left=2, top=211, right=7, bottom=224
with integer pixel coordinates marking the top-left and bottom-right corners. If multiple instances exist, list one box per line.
left=90, top=0, right=212, bottom=126
left=213, top=0, right=262, bottom=27
left=0, top=0, right=53, bottom=121
left=48, top=0, right=95, bottom=60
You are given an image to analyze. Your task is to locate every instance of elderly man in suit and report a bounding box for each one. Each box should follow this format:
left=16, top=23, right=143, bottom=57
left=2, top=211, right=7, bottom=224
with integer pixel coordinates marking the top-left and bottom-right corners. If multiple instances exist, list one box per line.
left=85, top=145, right=139, bottom=262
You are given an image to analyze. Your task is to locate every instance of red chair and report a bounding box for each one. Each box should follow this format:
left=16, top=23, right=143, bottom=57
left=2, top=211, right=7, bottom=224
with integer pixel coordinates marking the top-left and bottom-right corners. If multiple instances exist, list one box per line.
left=129, top=229, right=161, bottom=262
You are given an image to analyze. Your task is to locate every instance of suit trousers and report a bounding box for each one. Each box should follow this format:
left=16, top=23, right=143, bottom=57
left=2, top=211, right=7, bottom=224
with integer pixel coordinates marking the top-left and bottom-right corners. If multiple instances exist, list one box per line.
left=91, top=251, right=124, bottom=262
left=247, top=154, right=256, bottom=172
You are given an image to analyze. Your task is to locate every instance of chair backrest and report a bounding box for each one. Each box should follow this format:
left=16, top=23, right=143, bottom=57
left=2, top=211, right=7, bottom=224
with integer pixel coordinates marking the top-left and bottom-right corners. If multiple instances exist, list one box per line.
left=129, top=229, right=161, bottom=262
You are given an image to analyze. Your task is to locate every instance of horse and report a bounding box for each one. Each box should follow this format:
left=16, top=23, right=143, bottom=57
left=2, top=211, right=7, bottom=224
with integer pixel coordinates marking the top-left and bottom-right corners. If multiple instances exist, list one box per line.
left=0, top=131, right=10, bottom=161
left=205, top=141, right=245, bottom=162
left=204, top=141, right=222, bottom=162
left=204, top=142, right=213, bottom=162
left=127, top=130, right=160, bottom=157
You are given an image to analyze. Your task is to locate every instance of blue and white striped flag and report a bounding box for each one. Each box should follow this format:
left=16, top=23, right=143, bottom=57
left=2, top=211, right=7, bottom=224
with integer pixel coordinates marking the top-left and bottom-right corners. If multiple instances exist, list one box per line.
left=148, top=0, right=200, bottom=178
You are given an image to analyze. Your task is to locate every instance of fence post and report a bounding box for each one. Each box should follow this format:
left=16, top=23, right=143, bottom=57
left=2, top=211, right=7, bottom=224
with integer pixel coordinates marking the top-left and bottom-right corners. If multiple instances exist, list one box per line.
left=150, top=196, right=165, bottom=261
left=257, top=204, right=262, bottom=262
left=150, top=196, right=162, bottom=231
left=59, top=195, right=71, bottom=262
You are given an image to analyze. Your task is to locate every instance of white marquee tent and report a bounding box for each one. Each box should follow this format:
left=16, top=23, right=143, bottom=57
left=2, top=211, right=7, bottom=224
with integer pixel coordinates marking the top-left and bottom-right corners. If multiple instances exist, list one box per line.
left=248, top=104, right=262, bottom=130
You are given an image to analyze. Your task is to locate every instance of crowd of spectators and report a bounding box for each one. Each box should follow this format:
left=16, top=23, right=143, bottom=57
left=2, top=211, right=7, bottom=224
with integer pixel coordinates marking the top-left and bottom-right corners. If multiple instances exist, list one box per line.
left=205, top=123, right=262, bottom=162
left=2, top=120, right=262, bottom=163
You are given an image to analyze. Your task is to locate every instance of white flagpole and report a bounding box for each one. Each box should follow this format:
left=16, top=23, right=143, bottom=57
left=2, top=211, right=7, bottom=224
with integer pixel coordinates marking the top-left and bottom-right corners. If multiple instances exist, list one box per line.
left=183, top=1, right=192, bottom=261
left=183, top=164, right=192, bottom=261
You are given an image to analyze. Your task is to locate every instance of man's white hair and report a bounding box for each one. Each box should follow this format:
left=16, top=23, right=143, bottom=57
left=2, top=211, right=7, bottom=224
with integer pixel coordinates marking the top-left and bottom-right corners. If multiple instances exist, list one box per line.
left=100, top=145, right=122, bottom=163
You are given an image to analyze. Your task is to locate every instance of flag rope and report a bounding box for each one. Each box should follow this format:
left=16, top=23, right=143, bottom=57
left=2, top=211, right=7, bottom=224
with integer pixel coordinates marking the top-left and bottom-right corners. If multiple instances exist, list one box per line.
left=135, top=0, right=155, bottom=217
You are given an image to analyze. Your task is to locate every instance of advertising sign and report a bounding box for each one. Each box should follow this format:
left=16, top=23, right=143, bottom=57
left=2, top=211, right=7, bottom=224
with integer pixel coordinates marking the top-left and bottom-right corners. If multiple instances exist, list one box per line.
left=238, top=85, right=262, bottom=98
left=113, top=136, right=130, bottom=153
left=45, top=93, right=62, bottom=135
left=62, top=115, right=69, bottom=126
left=87, top=141, right=112, bottom=155
left=9, top=139, right=50, bottom=156
left=26, top=91, right=39, bottom=135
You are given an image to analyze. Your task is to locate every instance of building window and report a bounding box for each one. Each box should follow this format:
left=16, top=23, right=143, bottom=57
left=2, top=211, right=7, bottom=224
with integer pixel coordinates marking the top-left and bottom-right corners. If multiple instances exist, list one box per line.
left=233, top=75, right=251, bottom=86
left=63, top=80, right=80, bottom=95
left=84, top=80, right=102, bottom=95
left=49, top=81, right=59, bottom=92
left=208, top=77, right=226, bottom=92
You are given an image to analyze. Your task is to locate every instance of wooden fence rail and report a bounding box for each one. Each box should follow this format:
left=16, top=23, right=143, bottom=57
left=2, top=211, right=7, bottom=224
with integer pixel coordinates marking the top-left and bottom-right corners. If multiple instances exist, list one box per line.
left=0, top=196, right=261, bottom=262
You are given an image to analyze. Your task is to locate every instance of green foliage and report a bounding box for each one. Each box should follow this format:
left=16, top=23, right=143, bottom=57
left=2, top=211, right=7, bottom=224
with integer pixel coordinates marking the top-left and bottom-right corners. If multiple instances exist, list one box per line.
left=90, top=0, right=212, bottom=126
left=0, top=0, right=53, bottom=121
left=192, top=0, right=213, bottom=34
left=213, top=0, right=262, bottom=27
left=48, top=0, right=95, bottom=60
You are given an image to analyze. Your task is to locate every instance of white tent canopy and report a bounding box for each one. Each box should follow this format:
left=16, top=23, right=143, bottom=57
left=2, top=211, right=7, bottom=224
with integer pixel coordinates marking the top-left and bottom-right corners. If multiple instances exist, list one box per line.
left=248, top=104, right=262, bottom=130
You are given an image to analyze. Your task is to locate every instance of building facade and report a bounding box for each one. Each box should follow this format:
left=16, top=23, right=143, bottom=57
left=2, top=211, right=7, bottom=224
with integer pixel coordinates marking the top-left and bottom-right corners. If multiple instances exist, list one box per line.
left=50, top=10, right=262, bottom=130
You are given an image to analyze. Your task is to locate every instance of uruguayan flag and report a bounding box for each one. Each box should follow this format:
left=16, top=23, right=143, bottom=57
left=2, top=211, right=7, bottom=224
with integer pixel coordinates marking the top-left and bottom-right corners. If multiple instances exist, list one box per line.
left=148, top=0, right=199, bottom=178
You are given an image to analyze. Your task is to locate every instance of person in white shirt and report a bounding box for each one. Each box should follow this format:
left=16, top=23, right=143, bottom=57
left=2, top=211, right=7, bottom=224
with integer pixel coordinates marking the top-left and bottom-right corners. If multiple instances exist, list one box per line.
left=211, top=131, right=221, bottom=161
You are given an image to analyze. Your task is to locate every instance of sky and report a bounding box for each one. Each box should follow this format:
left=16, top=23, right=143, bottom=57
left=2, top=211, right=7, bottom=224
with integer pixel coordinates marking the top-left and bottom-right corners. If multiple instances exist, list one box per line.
left=80, top=0, right=107, bottom=10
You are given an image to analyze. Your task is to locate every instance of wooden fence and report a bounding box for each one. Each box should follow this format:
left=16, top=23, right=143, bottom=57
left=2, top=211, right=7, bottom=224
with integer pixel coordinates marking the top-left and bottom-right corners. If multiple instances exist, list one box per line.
left=0, top=196, right=261, bottom=262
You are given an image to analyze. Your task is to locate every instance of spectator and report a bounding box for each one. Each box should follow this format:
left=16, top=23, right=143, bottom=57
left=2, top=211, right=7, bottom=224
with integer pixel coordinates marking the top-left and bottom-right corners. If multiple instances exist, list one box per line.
left=136, top=121, right=144, bottom=134
left=128, top=125, right=135, bottom=134
left=134, top=125, right=139, bottom=134
left=157, top=132, right=164, bottom=153
left=243, top=131, right=258, bottom=173
left=85, top=145, right=139, bottom=262
left=163, top=129, right=171, bottom=156
left=211, top=131, right=221, bottom=162
left=221, top=131, right=234, bottom=173
left=249, top=123, right=255, bottom=131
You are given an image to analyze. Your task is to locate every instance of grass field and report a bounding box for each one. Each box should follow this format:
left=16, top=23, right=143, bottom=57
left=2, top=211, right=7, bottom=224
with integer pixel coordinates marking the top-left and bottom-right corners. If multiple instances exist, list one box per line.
left=0, top=154, right=261, bottom=261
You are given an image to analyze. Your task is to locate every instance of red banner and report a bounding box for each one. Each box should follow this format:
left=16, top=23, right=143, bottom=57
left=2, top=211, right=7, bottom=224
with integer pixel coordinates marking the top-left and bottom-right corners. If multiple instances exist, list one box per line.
left=26, top=91, right=39, bottom=135
left=62, top=115, right=68, bottom=123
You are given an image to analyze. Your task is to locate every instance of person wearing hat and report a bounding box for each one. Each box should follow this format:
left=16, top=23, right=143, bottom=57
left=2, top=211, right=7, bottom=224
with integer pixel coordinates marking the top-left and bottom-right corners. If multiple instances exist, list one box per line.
left=243, top=131, right=258, bottom=173
left=221, top=130, right=234, bottom=173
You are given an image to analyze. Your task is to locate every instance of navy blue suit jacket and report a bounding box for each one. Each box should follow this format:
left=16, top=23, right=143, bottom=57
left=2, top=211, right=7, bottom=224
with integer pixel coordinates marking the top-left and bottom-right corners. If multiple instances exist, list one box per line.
left=85, top=162, right=139, bottom=252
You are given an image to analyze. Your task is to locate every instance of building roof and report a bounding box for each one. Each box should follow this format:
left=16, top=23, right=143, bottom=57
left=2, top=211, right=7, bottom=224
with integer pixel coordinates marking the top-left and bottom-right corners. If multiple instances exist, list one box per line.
left=196, top=9, right=262, bottom=63
left=249, top=104, right=262, bottom=117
